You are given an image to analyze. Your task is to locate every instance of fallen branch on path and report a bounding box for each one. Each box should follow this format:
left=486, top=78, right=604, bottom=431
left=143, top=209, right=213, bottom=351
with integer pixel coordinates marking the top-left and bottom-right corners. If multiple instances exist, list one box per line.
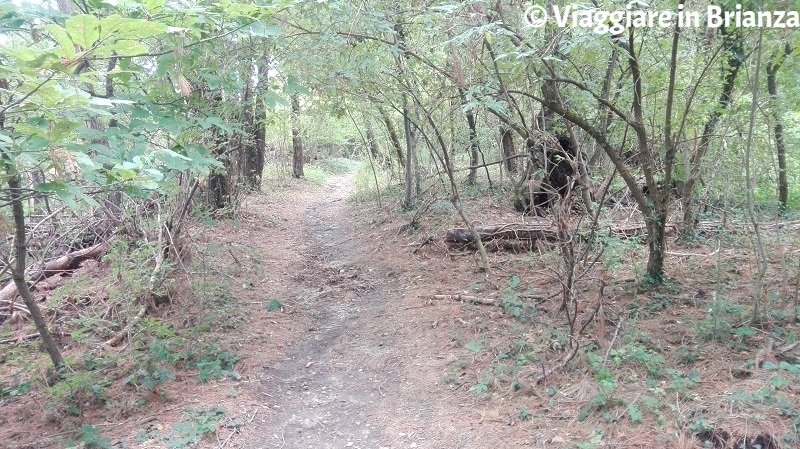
left=432, top=294, right=495, bottom=305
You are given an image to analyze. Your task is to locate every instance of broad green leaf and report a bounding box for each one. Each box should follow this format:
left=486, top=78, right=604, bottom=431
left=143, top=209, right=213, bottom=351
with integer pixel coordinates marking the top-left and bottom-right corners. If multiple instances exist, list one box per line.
left=35, top=181, right=98, bottom=209
left=50, top=120, right=81, bottom=142
left=39, top=24, right=77, bottom=59
left=763, top=361, right=779, bottom=371
left=263, top=90, right=289, bottom=108
left=98, top=40, right=149, bottom=57
left=285, top=75, right=310, bottom=96
left=65, top=15, right=101, bottom=49
left=99, top=15, right=167, bottom=40
left=248, top=22, right=282, bottom=37
left=466, top=338, right=486, bottom=352
left=779, top=362, right=800, bottom=374
left=142, top=0, right=166, bottom=13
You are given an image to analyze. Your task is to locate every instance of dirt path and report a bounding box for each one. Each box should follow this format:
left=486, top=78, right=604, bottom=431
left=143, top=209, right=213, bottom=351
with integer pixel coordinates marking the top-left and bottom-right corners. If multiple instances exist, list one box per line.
left=231, top=174, right=517, bottom=449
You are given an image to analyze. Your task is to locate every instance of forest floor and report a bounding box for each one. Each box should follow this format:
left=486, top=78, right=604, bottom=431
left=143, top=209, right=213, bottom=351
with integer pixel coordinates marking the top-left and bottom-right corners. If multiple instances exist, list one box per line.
left=2, top=162, right=800, bottom=448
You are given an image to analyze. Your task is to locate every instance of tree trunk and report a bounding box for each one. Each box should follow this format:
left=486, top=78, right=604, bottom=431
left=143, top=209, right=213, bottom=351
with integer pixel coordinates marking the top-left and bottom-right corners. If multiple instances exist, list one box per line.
left=588, top=48, right=619, bottom=168
left=291, top=94, right=304, bottom=179
left=242, top=52, right=270, bottom=190
left=454, top=87, right=480, bottom=186
left=378, top=106, right=404, bottom=169
left=366, top=120, right=380, bottom=162
left=207, top=132, right=230, bottom=210
left=464, top=108, right=479, bottom=186
left=205, top=90, right=232, bottom=210
left=767, top=44, right=791, bottom=211
left=7, top=172, right=64, bottom=371
left=682, top=27, right=743, bottom=231
left=501, top=127, right=516, bottom=173
left=207, top=170, right=229, bottom=209
left=644, top=214, right=666, bottom=285
left=242, top=121, right=266, bottom=189
left=402, top=95, right=415, bottom=209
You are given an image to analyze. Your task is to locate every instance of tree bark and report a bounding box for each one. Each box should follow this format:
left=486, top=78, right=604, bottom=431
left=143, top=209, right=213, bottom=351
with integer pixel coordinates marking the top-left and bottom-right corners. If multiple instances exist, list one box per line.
left=7, top=172, right=64, bottom=370
left=365, top=120, right=380, bottom=162
left=682, top=27, right=743, bottom=231
left=767, top=44, right=792, bottom=211
left=291, top=94, right=304, bottom=178
left=206, top=91, right=231, bottom=210
left=500, top=127, right=516, bottom=173
left=402, top=95, right=415, bottom=208
left=464, top=104, right=480, bottom=186
left=207, top=130, right=230, bottom=210
left=242, top=52, right=270, bottom=190
left=245, top=121, right=266, bottom=189
left=378, top=106, right=405, bottom=169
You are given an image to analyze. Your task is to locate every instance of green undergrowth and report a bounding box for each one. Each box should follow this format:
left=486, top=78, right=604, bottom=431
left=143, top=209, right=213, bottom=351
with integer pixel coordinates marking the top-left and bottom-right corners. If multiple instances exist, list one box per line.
left=445, top=270, right=800, bottom=447
left=0, top=221, right=248, bottom=447
left=303, top=157, right=361, bottom=185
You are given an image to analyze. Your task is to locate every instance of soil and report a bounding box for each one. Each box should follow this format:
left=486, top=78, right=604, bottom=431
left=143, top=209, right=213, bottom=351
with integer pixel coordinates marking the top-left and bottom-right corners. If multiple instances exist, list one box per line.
left=226, top=174, right=523, bottom=448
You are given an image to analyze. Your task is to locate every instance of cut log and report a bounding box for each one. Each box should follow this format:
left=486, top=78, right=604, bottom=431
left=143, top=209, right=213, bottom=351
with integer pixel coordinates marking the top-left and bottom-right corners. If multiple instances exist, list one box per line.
left=445, top=223, right=559, bottom=245
left=0, top=241, right=111, bottom=305
left=444, top=220, right=737, bottom=249
left=432, top=294, right=495, bottom=305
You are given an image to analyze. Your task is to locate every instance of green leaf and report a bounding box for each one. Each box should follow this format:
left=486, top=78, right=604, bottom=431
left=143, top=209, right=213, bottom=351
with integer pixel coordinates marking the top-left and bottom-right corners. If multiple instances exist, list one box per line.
left=772, top=376, right=791, bottom=389
left=469, top=382, right=489, bottom=394
left=263, top=90, right=289, bottom=109
left=248, top=22, right=282, bottom=37
left=466, top=338, right=486, bottom=352
left=42, top=182, right=99, bottom=209
left=779, top=362, right=800, bottom=374
left=284, top=75, right=310, bottom=96
left=39, top=25, right=77, bottom=59
left=628, top=403, right=643, bottom=423
left=762, top=361, right=779, bottom=371
left=99, top=15, right=167, bottom=41
left=66, top=15, right=101, bottom=49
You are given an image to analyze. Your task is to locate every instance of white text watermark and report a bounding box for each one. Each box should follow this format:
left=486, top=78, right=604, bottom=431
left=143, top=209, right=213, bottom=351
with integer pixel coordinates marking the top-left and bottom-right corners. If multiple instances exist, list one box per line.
left=523, top=3, right=800, bottom=34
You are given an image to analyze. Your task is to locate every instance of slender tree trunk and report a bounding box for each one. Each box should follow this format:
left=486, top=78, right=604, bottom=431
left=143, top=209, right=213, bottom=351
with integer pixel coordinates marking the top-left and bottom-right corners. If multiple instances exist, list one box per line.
left=7, top=171, right=64, bottom=371
left=588, top=48, right=619, bottom=168
left=291, top=94, right=304, bottom=179
left=682, top=27, right=743, bottom=231
left=378, top=106, right=404, bottom=169
left=365, top=120, right=380, bottom=162
left=207, top=163, right=230, bottom=209
left=744, top=31, right=767, bottom=325
left=204, top=90, right=232, bottom=210
left=767, top=44, right=792, bottom=211
left=402, top=95, right=415, bottom=209
left=246, top=121, right=266, bottom=188
left=242, top=52, right=270, bottom=190
left=465, top=109, right=479, bottom=185
left=207, top=124, right=230, bottom=208
left=500, top=127, right=516, bottom=173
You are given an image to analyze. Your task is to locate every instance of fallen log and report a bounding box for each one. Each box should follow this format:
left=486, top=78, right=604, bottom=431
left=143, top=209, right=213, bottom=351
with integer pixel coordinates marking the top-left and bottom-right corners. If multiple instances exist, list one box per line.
left=445, top=223, right=559, bottom=246
left=0, top=241, right=111, bottom=306
left=444, top=220, right=731, bottom=248
left=432, top=294, right=495, bottom=305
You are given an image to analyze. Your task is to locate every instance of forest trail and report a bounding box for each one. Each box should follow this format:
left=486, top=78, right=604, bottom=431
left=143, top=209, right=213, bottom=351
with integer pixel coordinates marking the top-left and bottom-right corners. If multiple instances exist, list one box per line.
left=229, top=173, right=514, bottom=449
